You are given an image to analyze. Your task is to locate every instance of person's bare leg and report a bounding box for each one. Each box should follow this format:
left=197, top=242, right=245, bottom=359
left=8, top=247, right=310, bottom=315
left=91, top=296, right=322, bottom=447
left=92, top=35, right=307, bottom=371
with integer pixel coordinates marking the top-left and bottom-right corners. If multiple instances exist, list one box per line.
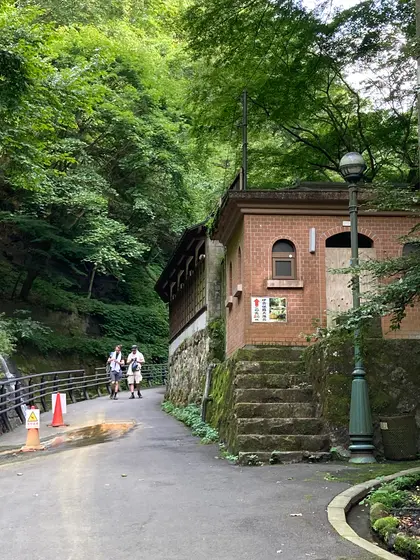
left=137, top=381, right=142, bottom=398
left=114, top=380, right=119, bottom=399
left=129, top=383, right=135, bottom=398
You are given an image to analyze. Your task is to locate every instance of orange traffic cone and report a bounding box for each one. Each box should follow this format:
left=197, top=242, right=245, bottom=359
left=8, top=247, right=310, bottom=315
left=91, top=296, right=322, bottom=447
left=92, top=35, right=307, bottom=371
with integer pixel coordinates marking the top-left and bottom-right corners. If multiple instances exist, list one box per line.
left=21, top=428, right=44, bottom=452
left=22, top=407, right=44, bottom=452
left=50, top=393, right=67, bottom=427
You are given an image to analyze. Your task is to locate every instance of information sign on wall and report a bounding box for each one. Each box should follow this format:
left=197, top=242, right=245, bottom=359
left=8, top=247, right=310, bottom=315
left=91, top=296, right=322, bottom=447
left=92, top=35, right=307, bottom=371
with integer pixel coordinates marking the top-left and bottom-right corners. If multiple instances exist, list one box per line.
left=251, top=297, right=287, bottom=323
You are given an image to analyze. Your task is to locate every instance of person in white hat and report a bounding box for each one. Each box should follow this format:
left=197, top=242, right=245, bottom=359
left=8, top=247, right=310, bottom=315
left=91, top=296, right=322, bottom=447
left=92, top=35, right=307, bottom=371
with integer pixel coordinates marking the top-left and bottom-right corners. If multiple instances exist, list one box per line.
left=126, top=345, right=145, bottom=399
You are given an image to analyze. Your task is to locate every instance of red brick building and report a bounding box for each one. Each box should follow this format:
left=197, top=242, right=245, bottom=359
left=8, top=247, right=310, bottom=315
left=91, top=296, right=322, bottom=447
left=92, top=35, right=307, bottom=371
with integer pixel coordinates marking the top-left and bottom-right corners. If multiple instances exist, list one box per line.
left=212, top=184, right=420, bottom=357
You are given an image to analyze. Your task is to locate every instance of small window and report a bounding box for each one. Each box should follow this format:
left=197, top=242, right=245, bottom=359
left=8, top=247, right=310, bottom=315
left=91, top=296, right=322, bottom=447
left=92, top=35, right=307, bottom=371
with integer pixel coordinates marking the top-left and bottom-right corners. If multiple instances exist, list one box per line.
left=272, top=240, right=296, bottom=279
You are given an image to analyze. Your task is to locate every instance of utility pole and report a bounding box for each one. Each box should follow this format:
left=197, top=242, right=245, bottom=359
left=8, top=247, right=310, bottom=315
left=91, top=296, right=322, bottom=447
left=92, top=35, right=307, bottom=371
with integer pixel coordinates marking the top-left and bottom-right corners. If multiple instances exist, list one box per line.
left=242, top=89, right=248, bottom=191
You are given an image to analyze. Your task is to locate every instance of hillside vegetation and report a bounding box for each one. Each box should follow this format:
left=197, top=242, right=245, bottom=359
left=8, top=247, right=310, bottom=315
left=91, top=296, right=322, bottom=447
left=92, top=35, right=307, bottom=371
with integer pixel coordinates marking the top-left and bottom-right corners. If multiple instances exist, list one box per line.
left=0, top=0, right=418, bottom=369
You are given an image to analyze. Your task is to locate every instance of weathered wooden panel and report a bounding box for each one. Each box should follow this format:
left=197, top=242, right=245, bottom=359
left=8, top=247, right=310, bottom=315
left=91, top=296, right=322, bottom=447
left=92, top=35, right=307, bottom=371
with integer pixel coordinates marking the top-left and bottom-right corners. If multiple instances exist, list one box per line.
left=325, top=248, right=376, bottom=327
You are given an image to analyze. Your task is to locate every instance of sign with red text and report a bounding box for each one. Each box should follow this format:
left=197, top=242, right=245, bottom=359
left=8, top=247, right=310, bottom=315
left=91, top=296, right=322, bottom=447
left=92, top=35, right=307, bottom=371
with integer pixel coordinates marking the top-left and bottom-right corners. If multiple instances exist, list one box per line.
left=251, top=297, right=287, bottom=323
left=25, top=408, right=40, bottom=429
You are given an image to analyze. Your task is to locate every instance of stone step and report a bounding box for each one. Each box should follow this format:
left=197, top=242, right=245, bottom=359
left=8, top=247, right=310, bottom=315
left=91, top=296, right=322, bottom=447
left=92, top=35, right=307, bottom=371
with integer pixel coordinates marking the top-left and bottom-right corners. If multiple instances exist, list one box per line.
left=235, top=361, right=303, bottom=376
left=237, top=434, right=330, bottom=453
left=237, top=451, right=332, bottom=465
left=235, top=388, right=313, bottom=404
left=236, top=346, right=304, bottom=362
left=237, top=417, right=324, bottom=435
left=235, top=373, right=310, bottom=389
left=235, top=402, right=315, bottom=418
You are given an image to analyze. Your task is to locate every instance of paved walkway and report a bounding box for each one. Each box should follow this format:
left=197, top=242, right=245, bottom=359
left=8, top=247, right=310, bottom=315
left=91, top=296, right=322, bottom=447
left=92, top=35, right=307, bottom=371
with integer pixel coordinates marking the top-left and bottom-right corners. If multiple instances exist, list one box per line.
left=0, top=388, right=376, bottom=560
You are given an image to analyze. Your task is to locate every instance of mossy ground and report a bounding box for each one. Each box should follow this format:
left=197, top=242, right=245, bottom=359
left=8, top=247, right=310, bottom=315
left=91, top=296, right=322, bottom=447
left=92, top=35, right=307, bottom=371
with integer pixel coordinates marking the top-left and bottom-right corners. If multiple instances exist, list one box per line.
left=306, top=461, right=420, bottom=485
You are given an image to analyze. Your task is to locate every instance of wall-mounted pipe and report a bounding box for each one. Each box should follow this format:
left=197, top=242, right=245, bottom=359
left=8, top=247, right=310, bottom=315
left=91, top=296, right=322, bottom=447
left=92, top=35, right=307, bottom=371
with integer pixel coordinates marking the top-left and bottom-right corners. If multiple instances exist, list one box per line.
left=201, top=363, right=215, bottom=422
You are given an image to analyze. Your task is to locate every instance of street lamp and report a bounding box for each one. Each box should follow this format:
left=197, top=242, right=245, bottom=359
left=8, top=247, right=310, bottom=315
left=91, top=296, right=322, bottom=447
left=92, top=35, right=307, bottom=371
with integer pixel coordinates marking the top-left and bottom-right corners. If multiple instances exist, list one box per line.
left=339, top=152, right=376, bottom=464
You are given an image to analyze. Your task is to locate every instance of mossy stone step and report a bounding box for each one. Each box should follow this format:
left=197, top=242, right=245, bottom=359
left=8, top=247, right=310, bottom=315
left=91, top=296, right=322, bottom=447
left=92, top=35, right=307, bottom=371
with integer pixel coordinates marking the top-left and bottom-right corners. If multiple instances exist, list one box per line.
left=235, top=388, right=312, bottom=404
left=237, top=434, right=330, bottom=453
left=236, top=346, right=304, bottom=362
left=235, top=402, right=315, bottom=418
left=234, top=373, right=310, bottom=389
left=234, top=361, right=303, bottom=375
left=237, top=451, right=332, bottom=465
left=237, top=417, right=324, bottom=435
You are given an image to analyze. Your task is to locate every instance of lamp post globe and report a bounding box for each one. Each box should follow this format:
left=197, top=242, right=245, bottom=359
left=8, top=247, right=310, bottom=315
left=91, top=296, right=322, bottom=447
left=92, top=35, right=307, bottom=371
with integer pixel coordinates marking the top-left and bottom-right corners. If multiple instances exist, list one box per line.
left=339, top=152, right=366, bottom=183
left=339, top=151, right=376, bottom=463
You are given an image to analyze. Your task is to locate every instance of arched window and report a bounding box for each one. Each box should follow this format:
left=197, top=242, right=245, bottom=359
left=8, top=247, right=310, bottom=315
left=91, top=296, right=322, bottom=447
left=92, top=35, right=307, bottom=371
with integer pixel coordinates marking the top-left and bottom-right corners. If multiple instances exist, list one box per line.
left=403, top=243, right=420, bottom=256
left=229, top=261, right=233, bottom=296
left=326, top=232, right=373, bottom=248
left=237, top=246, right=242, bottom=284
left=272, top=240, right=296, bottom=279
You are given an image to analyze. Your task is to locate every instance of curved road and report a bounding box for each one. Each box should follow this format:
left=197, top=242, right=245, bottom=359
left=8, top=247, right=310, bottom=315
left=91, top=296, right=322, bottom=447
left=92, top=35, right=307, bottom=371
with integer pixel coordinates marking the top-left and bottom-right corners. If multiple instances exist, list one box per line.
left=0, top=388, right=375, bottom=560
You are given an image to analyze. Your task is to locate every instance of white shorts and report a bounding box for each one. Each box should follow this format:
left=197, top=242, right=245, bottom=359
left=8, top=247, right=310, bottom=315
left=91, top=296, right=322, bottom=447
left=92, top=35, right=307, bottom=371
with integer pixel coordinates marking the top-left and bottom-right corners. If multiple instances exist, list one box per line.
left=127, top=372, right=142, bottom=385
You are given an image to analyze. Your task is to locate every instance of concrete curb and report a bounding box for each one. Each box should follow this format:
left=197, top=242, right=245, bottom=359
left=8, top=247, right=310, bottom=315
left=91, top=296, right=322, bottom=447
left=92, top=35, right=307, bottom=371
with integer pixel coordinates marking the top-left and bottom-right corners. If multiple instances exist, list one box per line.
left=327, top=467, right=420, bottom=560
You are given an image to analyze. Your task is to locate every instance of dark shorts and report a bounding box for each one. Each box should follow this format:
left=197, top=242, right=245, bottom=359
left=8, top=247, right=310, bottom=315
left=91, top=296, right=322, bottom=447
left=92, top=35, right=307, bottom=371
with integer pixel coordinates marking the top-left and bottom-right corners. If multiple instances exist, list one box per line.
left=110, top=370, right=122, bottom=382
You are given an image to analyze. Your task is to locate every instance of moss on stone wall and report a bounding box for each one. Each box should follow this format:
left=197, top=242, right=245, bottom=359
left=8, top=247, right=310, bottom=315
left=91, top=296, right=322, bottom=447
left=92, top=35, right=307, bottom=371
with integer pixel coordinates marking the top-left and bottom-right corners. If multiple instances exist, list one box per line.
left=207, top=318, right=226, bottom=363
left=303, top=338, right=420, bottom=450
left=206, top=357, right=238, bottom=452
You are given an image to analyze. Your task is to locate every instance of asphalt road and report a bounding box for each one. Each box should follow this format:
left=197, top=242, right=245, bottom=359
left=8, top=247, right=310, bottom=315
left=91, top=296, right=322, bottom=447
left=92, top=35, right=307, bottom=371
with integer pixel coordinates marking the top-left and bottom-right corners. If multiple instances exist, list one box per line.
left=0, top=388, right=376, bottom=560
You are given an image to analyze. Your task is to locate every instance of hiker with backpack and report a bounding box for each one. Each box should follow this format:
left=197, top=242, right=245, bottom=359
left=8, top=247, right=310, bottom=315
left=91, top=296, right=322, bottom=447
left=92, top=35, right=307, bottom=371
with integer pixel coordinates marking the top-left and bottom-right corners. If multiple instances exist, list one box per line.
left=126, top=345, right=145, bottom=399
left=107, top=344, right=124, bottom=400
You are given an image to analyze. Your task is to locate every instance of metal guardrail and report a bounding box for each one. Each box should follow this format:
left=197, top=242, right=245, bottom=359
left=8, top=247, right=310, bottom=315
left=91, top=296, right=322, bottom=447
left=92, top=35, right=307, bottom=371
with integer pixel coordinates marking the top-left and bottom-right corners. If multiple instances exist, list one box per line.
left=0, top=364, right=167, bottom=433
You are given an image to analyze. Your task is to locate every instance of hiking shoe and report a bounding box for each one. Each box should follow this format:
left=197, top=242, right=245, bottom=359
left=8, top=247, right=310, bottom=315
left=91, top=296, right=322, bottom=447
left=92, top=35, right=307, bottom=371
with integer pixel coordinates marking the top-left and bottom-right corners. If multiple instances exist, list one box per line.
left=113, top=394, right=118, bottom=400
left=109, top=393, right=114, bottom=399
left=129, top=394, right=135, bottom=399
left=137, top=391, right=143, bottom=398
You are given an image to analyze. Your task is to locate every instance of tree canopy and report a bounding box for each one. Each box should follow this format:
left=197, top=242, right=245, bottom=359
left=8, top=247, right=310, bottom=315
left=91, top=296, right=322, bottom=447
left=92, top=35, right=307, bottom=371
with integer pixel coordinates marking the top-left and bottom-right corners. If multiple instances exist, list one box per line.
left=1, top=0, right=419, bottom=359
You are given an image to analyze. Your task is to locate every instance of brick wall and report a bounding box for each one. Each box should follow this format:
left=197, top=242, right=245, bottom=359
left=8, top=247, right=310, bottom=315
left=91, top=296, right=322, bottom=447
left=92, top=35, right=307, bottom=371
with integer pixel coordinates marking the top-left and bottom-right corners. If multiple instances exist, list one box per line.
left=225, top=213, right=420, bottom=356
left=225, top=220, right=245, bottom=356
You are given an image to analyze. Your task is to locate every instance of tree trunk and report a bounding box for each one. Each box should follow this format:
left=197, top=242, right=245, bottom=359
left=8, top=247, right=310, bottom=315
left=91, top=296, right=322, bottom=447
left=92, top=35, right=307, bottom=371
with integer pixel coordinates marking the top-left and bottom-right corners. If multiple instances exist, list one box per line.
left=11, top=272, right=23, bottom=300
left=417, top=0, right=420, bottom=180
left=87, top=265, right=97, bottom=299
left=19, top=269, right=38, bottom=300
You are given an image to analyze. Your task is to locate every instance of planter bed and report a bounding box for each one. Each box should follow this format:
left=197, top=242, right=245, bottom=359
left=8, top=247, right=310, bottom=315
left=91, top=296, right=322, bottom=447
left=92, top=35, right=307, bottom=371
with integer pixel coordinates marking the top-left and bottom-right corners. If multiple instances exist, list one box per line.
left=365, top=473, right=420, bottom=558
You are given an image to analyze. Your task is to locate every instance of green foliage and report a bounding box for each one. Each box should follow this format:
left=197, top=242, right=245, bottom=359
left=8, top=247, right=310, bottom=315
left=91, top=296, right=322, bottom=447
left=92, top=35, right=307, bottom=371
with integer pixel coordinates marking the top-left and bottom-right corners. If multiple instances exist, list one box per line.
left=218, top=442, right=238, bottom=463
left=372, top=516, right=399, bottom=539
left=366, top=482, right=410, bottom=509
left=161, top=401, right=219, bottom=444
left=0, top=311, right=50, bottom=357
left=0, top=0, right=224, bottom=365
left=369, top=474, right=420, bottom=559
left=184, top=0, right=417, bottom=185
left=394, top=535, right=420, bottom=559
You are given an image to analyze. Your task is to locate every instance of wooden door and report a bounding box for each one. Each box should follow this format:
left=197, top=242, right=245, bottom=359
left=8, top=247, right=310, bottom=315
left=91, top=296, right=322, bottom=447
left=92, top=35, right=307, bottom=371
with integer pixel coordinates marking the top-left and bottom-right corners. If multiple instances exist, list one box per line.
left=325, top=248, right=376, bottom=327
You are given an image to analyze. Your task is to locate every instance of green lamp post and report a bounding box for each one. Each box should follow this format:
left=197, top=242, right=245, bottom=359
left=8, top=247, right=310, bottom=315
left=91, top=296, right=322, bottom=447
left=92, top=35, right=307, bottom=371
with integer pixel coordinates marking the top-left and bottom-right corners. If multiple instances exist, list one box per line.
left=339, top=152, right=376, bottom=464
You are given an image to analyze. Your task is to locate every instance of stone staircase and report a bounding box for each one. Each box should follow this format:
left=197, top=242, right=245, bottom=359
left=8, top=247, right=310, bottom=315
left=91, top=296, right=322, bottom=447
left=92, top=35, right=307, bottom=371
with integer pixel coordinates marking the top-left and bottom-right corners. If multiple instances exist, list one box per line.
left=233, top=347, right=330, bottom=464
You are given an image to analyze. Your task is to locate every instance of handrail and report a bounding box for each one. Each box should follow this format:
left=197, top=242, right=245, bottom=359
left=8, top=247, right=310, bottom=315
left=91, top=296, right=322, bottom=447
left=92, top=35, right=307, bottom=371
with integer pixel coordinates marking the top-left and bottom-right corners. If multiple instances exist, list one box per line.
left=0, top=363, right=167, bottom=434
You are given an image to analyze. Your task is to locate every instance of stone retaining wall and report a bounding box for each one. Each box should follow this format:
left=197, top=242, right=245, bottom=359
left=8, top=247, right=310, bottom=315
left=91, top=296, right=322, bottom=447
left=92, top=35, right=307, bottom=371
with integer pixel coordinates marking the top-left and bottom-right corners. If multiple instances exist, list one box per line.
left=303, top=338, right=420, bottom=453
left=165, top=328, right=210, bottom=405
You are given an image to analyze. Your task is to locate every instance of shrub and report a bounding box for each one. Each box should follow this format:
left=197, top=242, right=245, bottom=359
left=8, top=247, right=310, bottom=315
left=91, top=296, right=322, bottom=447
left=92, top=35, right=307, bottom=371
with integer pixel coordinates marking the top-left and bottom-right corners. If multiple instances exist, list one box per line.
left=161, top=401, right=219, bottom=444
left=373, top=516, right=399, bottom=540
left=394, top=535, right=420, bottom=559
left=366, top=483, right=409, bottom=509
